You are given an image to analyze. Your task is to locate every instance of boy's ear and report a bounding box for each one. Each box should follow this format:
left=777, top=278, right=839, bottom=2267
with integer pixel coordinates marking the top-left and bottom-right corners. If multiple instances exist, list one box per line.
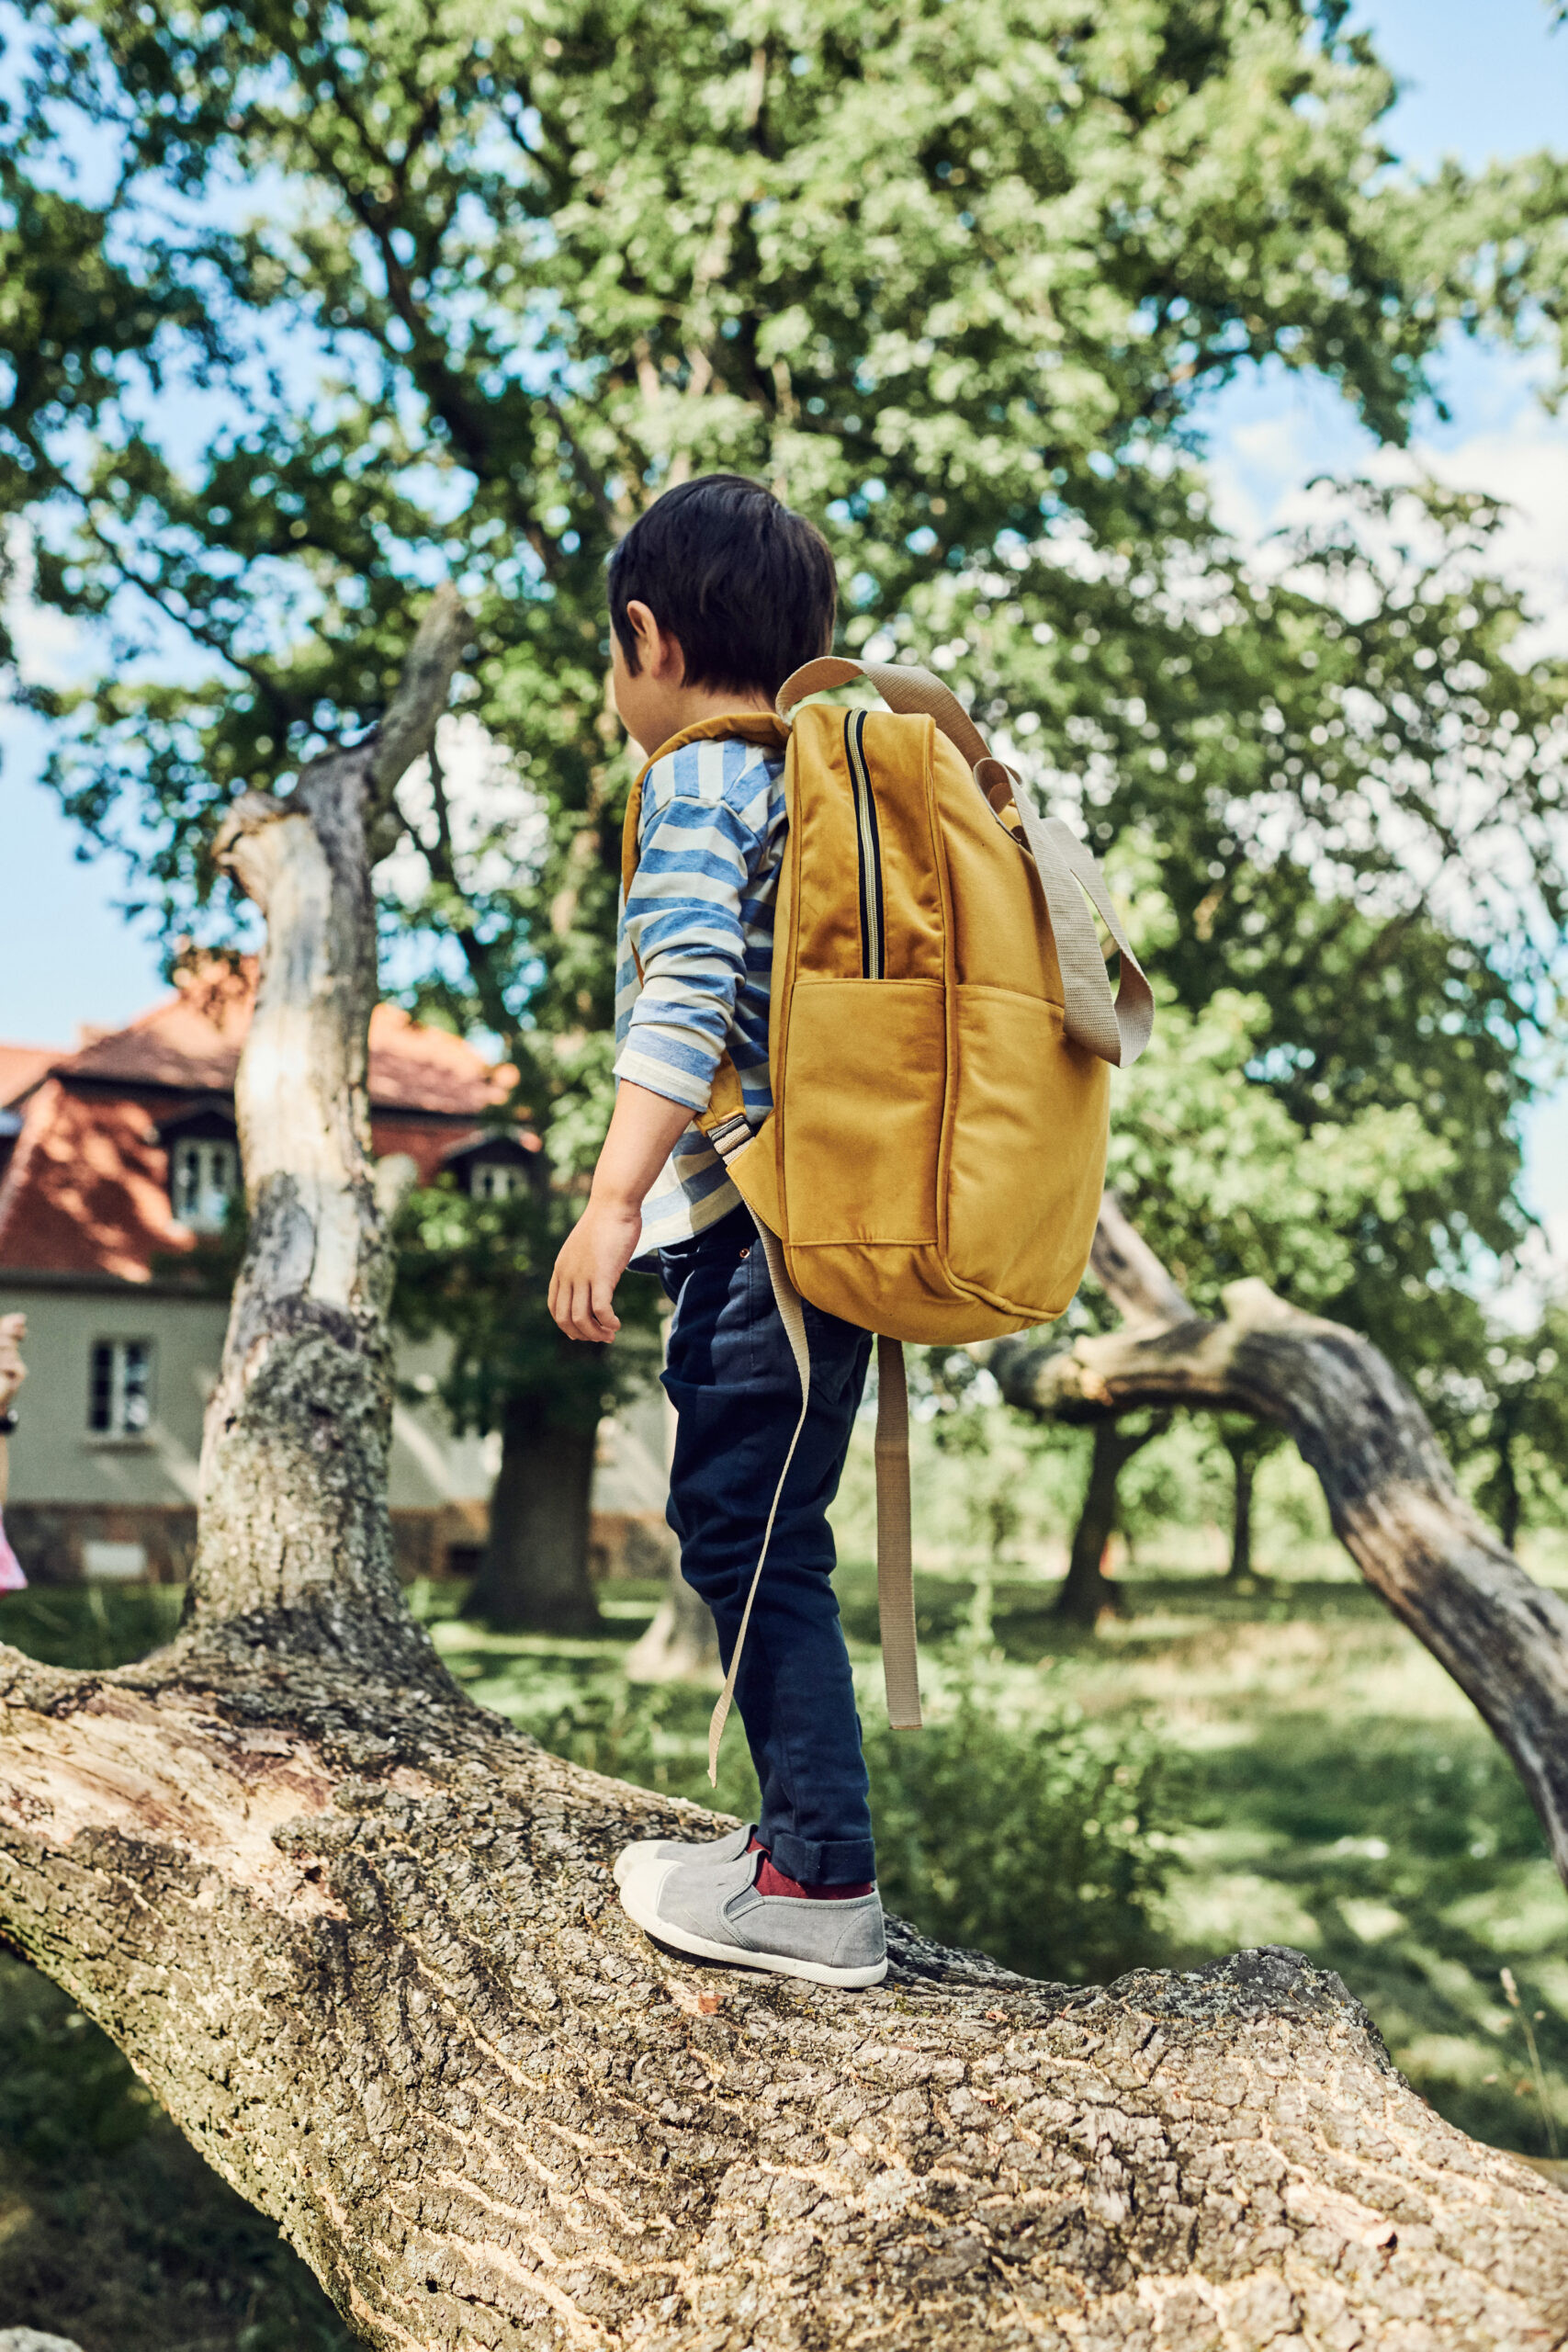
left=626, top=598, right=686, bottom=683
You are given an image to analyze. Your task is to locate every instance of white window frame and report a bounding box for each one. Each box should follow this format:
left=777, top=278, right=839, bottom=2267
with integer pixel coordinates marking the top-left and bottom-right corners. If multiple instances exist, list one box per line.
left=171, top=1136, right=239, bottom=1233
left=88, top=1338, right=155, bottom=1440
left=469, top=1159, right=525, bottom=1202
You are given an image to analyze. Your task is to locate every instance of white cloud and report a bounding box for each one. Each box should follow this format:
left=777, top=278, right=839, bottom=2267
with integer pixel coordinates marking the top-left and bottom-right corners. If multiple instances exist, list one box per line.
left=3, top=522, right=90, bottom=690
left=381, top=711, right=547, bottom=908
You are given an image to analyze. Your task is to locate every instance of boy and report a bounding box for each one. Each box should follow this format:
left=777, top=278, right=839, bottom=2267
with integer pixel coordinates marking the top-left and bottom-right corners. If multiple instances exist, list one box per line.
left=547, top=473, right=886, bottom=1988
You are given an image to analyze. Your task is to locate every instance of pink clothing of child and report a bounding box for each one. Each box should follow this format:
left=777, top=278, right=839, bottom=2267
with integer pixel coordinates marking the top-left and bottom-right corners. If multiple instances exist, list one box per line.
left=0, top=1511, right=25, bottom=1592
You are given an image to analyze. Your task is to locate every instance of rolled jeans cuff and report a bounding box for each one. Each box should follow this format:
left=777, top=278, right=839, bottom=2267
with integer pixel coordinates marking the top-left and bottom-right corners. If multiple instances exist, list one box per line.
left=765, top=1829, right=877, bottom=1889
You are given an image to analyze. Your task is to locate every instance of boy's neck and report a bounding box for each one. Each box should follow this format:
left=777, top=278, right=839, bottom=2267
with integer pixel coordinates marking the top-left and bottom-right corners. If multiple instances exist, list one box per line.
left=634, top=682, right=776, bottom=761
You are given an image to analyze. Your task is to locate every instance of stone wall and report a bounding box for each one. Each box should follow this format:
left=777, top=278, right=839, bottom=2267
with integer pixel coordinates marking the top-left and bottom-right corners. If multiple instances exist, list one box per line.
left=4, top=1498, right=672, bottom=1587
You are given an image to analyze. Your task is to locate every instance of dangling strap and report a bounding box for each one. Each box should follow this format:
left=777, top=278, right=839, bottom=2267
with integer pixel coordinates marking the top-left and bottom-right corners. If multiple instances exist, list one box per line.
left=706, top=1224, right=811, bottom=1783
left=999, top=778, right=1154, bottom=1069
left=707, top=1232, right=923, bottom=1777
left=874, top=1337, right=921, bottom=1729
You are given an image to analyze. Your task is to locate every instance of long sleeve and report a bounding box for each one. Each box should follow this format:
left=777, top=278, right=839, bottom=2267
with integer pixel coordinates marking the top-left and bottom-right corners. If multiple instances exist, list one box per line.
left=614, top=738, right=781, bottom=1114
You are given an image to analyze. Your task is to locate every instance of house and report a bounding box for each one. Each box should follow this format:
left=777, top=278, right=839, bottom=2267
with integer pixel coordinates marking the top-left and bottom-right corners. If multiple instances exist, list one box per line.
left=0, top=966, right=670, bottom=1586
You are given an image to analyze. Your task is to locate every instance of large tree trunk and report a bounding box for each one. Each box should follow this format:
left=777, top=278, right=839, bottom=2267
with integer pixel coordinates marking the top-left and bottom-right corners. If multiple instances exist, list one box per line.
left=625, top=1555, right=721, bottom=1682
left=5, top=697, right=1568, bottom=2350
left=992, top=1194, right=1568, bottom=1889
left=465, top=1400, right=601, bottom=1634
left=1056, top=1417, right=1166, bottom=1626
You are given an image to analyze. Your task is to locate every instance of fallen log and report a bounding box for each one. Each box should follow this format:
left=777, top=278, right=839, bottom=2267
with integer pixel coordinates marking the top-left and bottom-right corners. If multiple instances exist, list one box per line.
left=3, top=624, right=1567, bottom=2346
left=990, top=1197, right=1568, bottom=1891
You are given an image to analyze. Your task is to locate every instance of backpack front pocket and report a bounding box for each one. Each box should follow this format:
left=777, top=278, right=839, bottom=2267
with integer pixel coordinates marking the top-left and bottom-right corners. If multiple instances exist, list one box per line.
left=780, top=977, right=943, bottom=1245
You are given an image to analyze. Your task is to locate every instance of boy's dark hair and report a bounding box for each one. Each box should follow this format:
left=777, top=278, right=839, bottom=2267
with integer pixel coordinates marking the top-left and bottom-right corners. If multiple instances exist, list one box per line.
left=608, top=474, right=837, bottom=698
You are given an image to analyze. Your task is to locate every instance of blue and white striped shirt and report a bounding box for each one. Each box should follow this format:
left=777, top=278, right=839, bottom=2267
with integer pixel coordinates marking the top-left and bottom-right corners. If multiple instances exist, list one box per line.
left=614, top=731, right=788, bottom=1251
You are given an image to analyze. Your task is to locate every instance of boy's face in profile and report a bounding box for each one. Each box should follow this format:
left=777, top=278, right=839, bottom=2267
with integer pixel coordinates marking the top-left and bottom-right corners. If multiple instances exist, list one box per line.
left=610, top=595, right=772, bottom=757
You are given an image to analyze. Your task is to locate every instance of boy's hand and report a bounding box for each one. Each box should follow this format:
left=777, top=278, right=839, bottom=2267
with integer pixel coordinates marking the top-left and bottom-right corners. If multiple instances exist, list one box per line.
left=548, top=1199, right=643, bottom=1343
left=549, top=1080, right=694, bottom=1342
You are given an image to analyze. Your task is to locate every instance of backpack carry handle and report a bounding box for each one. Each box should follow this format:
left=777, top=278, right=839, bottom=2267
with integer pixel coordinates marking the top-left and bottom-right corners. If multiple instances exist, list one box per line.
left=776, top=656, right=1154, bottom=1069
left=778, top=654, right=992, bottom=770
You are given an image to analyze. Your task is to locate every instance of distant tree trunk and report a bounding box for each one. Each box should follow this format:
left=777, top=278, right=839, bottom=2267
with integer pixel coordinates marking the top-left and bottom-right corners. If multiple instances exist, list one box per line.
left=1221, top=1424, right=1281, bottom=1582
left=1228, top=1439, right=1255, bottom=1581
left=1056, top=1417, right=1167, bottom=1625
left=1494, top=1404, right=1524, bottom=1554
left=466, top=1399, right=601, bottom=1634
left=625, top=1555, right=721, bottom=1683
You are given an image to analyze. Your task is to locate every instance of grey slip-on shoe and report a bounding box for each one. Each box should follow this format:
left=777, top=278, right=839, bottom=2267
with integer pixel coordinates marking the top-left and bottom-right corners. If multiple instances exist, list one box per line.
left=618, top=1849, right=887, bottom=1988
left=612, top=1820, right=756, bottom=1890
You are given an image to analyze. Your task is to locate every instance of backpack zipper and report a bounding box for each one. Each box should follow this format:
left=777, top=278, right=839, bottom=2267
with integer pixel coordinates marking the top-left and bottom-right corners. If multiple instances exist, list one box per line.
left=845, top=708, right=886, bottom=978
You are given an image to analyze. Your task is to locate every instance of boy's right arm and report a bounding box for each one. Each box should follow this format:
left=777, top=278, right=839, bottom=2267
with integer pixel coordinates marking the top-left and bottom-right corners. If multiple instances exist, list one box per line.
left=553, top=748, right=766, bottom=1344
left=547, top=1084, right=694, bottom=1343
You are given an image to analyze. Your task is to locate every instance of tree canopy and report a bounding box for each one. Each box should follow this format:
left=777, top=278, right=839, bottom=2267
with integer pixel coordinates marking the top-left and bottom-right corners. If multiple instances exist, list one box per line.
left=4, top=0, right=1567, bottom=1394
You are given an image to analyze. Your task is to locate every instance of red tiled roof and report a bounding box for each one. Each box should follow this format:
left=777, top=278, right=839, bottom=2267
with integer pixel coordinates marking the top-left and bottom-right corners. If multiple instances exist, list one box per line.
left=0, top=970, right=521, bottom=1282
left=366, top=1004, right=514, bottom=1116
left=0, top=1079, right=185, bottom=1283
left=54, top=965, right=253, bottom=1092
left=52, top=967, right=513, bottom=1118
left=0, top=1043, right=63, bottom=1109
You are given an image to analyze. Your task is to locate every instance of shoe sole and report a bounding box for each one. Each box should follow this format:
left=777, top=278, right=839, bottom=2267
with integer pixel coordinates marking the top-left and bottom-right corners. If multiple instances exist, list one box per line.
left=617, top=1869, right=888, bottom=1989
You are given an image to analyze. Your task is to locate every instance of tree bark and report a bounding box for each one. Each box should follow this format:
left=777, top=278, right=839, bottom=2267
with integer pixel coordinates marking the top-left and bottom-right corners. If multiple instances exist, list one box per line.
left=1229, top=1441, right=1255, bottom=1583
left=1056, top=1418, right=1167, bottom=1626
left=5, top=711, right=1568, bottom=2350
left=992, top=1194, right=1568, bottom=1890
left=466, top=1401, right=602, bottom=1634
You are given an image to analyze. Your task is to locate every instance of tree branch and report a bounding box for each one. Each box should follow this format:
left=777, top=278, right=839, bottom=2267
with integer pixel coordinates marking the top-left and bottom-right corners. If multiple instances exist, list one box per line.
left=992, top=1197, right=1568, bottom=1885
left=367, top=582, right=470, bottom=808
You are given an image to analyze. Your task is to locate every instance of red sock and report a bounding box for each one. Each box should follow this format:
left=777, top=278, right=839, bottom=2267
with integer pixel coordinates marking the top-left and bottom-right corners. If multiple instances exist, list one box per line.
left=750, top=1838, right=874, bottom=1901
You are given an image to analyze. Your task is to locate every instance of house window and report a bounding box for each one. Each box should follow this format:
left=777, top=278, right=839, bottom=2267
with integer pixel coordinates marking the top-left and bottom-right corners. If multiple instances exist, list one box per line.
left=89, top=1339, right=153, bottom=1438
left=469, top=1159, right=525, bottom=1202
left=172, top=1136, right=239, bottom=1232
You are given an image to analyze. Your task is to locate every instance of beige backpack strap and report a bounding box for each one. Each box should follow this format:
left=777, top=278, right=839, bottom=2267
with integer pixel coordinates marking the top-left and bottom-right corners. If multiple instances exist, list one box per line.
left=779, top=653, right=992, bottom=766
left=998, top=777, right=1155, bottom=1069
left=874, top=1337, right=922, bottom=1730
left=777, top=653, right=1153, bottom=1069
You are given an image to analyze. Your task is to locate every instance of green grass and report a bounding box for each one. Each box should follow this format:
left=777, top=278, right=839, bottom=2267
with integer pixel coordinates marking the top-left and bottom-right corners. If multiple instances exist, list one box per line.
left=0, top=1947, right=357, bottom=2351
left=3, top=1539, right=1567, bottom=2345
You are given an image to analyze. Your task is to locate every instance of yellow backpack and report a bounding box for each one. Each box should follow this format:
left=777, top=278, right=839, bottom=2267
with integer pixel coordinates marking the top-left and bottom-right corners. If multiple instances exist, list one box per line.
left=622, top=658, right=1153, bottom=1770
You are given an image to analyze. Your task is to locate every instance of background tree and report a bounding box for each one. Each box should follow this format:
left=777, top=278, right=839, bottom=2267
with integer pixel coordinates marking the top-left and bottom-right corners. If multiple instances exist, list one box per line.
left=1460, top=1299, right=1568, bottom=1555
left=976, top=981, right=1456, bottom=1621
left=1213, top=1418, right=1287, bottom=1586
left=392, top=1173, right=664, bottom=1631
left=5, top=0, right=1565, bottom=1424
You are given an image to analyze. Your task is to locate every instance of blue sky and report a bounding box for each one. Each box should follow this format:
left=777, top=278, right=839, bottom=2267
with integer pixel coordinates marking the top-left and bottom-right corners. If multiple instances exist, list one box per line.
left=4, top=0, right=1567, bottom=1238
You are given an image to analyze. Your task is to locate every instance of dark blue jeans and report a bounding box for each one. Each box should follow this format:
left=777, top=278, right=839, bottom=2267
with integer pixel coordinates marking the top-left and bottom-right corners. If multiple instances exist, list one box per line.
left=659, top=1204, right=875, bottom=1886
